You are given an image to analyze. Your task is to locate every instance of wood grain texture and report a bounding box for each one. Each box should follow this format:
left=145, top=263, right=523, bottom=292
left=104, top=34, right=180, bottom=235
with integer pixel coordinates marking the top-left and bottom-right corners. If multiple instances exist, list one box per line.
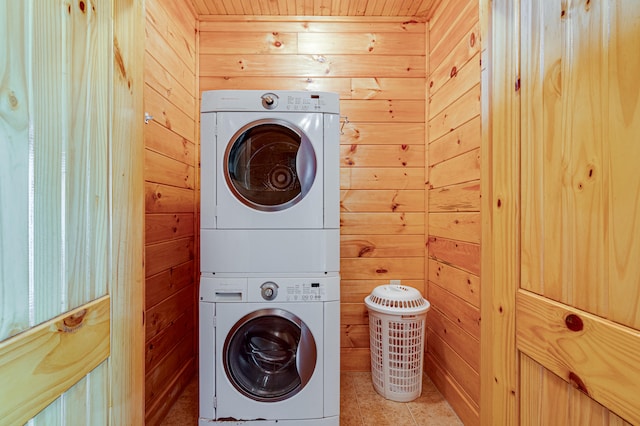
left=428, top=258, right=479, bottom=307
left=193, top=0, right=439, bottom=17
left=146, top=261, right=195, bottom=309
left=340, top=212, right=425, bottom=234
left=517, top=290, right=640, bottom=425
left=111, top=0, right=146, bottom=423
left=197, top=16, right=426, bottom=375
left=341, top=235, right=425, bottom=257
left=144, top=1, right=198, bottom=423
left=429, top=181, right=480, bottom=212
left=516, top=1, right=640, bottom=425
left=0, top=297, right=110, bottom=426
left=424, top=351, right=479, bottom=426
left=0, top=0, right=30, bottom=341
left=426, top=3, right=482, bottom=421
left=429, top=115, right=481, bottom=165
left=520, top=354, right=633, bottom=426
left=479, top=0, right=519, bottom=424
left=340, top=167, right=425, bottom=189
left=429, top=282, right=480, bottom=339
left=1, top=1, right=135, bottom=424
left=428, top=328, right=480, bottom=402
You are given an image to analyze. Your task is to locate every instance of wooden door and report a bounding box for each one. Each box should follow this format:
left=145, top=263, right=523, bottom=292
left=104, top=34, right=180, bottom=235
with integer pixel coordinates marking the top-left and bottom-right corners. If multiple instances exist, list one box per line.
left=482, top=0, right=640, bottom=425
left=0, top=0, right=144, bottom=424
left=482, top=0, right=640, bottom=424
left=518, top=0, right=640, bottom=424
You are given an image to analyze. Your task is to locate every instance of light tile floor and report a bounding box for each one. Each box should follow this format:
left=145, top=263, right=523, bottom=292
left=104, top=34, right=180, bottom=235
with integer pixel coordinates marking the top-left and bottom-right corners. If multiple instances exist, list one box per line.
left=161, top=372, right=463, bottom=425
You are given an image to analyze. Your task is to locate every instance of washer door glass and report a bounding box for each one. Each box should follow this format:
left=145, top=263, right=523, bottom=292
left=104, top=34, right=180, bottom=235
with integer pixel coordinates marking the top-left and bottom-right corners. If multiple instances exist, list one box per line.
left=224, top=119, right=317, bottom=211
left=224, top=309, right=317, bottom=402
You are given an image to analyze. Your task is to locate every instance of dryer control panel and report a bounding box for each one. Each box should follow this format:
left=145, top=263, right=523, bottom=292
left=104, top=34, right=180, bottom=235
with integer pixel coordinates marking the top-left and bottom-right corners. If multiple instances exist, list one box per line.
left=285, top=93, right=325, bottom=111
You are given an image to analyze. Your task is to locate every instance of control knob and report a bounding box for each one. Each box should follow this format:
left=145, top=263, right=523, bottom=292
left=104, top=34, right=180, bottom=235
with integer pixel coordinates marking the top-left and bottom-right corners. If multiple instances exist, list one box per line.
left=260, top=281, right=278, bottom=301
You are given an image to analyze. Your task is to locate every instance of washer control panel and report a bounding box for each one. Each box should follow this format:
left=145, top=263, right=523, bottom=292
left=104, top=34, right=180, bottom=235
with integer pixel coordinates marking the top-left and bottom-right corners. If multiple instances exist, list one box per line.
left=260, top=281, right=279, bottom=300
left=200, top=275, right=340, bottom=303
left=283, top=281, right=325, bottom=302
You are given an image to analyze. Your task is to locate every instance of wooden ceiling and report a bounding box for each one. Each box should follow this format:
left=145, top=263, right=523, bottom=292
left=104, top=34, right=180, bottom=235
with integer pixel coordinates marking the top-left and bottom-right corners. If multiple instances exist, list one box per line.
left=192, top=0, right=440, bottom=17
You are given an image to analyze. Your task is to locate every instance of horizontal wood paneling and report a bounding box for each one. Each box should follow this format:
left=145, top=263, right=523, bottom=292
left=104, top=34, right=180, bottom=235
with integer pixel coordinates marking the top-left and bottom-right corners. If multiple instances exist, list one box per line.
left=341, top=144, right=425, bottom=167
left=145, top=261, right=195, bottom=309
left=340, top=168, right=425, bottom=189
left=425, top=351, right=479, bottom=426
left=340, top=212, right=425, bottom=235
left=200, top=54, right=425, bottom=77
left=340, top=257, right=425, bottom=280
left=145, top=183, right=195, bottom=213
left=144, top=1, right=197, bottom=424
left=427, top=1, right=481, bottom=423
left=341, top=235, right=425, bottom=257
left=340, top=279, right=424, bottom=303
left=428, top=236, right=480, bottom=276
left=145, top=238, right=195, bottom=278
left=429, top=181, right=480, bottom=212
left=428, top=329, right=479, bottom=402
left=429, top=0, right=478, bottom=70
left=145, top=150, right=195, bottom=189
left=145, top=214, right=195, bottom=244
left=427, top=308, right=479, bottom=372
left=428, top=211, right=480, bottom=243
left=341, top=189, right=424, bottom=212
left=144, top=121, right=196, bottom=166
left=145, top=330, right=195, bottom=405
left=198, top=15, right=426, bottom=376
left=429, top=282, right=480, bottom=340
left=429, top=115, right=480, bottom=165
left=428, top=258, right=479, bottom=307
left=429, top=84, right=480, bottom=143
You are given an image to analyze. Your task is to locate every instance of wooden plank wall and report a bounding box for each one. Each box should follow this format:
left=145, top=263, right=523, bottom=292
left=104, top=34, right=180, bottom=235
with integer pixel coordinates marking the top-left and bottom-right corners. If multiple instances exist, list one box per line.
left=198, top=15, right=427, bottom=372
left=144, top=1, right=199, bottom=424
left=426, top=0, right=481, bottom=425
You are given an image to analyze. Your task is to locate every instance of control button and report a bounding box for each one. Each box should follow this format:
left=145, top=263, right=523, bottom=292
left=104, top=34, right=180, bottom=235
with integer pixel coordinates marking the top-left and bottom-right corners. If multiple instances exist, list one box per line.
left=261, top=93, right=279, bottom=109
left=260, top=281, right=278, bottom=301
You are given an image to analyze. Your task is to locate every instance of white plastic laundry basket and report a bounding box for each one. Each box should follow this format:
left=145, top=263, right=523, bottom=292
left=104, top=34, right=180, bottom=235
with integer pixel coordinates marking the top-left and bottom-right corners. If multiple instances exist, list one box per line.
left=364, top=281, right=430, bottom=402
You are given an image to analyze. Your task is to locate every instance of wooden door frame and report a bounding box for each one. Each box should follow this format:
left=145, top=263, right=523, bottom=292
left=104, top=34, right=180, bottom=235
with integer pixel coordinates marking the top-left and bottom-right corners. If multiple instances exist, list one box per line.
left=479, top=0, right=520, bottom=424
left=110, top=0, right=145, bottom=424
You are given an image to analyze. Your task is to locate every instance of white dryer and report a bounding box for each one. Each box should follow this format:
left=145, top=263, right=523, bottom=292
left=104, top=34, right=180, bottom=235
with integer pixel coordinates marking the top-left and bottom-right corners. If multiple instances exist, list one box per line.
left=199, top=274, right=340, bottom=425
left=200, top=90, right=340, bottom=275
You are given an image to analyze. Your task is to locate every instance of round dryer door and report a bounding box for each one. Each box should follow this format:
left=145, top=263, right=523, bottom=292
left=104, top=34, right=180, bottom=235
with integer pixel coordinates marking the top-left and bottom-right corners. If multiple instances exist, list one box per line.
left=224, top=119, right=317, bottom=211
left=223, top=308, right=317, bottom=402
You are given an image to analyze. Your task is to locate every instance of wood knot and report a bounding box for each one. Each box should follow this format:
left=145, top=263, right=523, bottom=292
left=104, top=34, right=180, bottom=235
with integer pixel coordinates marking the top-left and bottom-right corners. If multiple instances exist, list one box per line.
left=565, top=313, right=583, bottom=331
left=61, top=309, right=88, bottom=333
left=569, top=372, right=589, bottom=394
left=358, top=246, right=374, bottom=257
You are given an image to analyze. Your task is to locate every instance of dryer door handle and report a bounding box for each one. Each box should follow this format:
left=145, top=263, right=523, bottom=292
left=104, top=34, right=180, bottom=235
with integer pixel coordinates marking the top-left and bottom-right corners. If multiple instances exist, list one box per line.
left=295, top=138, right=317, bottom=196
left=295, top=322, right=318, bottom=388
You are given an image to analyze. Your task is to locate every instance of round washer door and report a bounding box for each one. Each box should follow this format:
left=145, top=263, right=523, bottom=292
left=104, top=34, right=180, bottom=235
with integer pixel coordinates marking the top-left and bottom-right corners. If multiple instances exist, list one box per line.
left=223, top=308, right=317, bottom=402
left=224, top=119, right=317, bottom=211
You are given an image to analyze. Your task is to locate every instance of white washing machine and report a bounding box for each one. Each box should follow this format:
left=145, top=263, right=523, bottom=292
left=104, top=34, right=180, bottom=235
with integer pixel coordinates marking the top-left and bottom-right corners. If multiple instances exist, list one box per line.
left=200, top=90, right=340, bottom=274
left=199, top=274, right=340, bottom=425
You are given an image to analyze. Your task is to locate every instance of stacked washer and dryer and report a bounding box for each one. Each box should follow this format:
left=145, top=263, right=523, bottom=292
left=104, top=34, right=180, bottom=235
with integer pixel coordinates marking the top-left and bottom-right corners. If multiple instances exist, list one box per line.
left=199, top=90, right=340, bottom=425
